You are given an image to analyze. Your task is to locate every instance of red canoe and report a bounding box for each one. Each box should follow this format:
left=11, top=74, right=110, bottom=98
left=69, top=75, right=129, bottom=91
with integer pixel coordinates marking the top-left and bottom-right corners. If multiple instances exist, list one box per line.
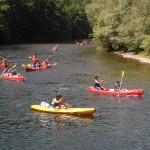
left=2, top=73, right=25, bottom=81
left=25, top=64, right=52, bottom=72
left=87, top=86, right=144, bottom=96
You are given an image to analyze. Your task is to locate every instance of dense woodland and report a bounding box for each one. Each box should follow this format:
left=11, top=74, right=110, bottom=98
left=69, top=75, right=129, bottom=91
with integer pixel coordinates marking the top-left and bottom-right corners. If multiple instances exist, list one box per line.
left=0, top=0, right=91, bottom=44
left=86, top=0, right=150, bottom=54
left=0, top=0, right=150, bottom=54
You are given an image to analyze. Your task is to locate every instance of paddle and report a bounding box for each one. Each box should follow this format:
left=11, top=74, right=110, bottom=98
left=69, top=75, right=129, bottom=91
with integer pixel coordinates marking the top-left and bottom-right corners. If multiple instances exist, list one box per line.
left=41, top=54, right=52, bottom=65
left=7, top=64, right=16, bottom=72
left=22, top=64, right=32, bottom=67
left=120, top=71, right=124, bottom=87
left=118, top=71, right=125, bottom=97
left=51, top=63, right=57, bottom=66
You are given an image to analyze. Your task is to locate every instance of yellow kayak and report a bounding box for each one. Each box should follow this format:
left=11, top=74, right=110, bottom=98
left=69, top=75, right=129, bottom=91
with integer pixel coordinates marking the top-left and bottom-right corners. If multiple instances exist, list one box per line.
left=31, top=105, right=96, bottom=115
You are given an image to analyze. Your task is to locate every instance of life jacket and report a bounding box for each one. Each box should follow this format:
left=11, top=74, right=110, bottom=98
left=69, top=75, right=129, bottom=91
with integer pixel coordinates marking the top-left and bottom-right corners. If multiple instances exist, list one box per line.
left=32, top=58, right=38, bottom=63
left=2, top=60, right=9, bottom=66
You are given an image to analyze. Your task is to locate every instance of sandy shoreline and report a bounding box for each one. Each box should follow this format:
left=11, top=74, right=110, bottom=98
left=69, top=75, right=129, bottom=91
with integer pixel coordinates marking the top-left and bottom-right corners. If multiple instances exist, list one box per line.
left=113, top=52, right=150, bottom=64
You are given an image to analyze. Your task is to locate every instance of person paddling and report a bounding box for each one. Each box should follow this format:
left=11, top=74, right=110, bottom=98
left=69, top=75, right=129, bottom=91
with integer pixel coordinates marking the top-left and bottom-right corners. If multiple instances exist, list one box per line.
left=114, top=81, right=121, bottom=91
left=52, top=45, right=58, bottom=52
left=31, top=53, right=42, bottom=68
left=11, top=69, right=17, bottom=76
left=51, top=93, right=70, bottom=109
left=114, top=80, right=127, bottom=92
left=32, top=53, right=38, bottom=64
left=42, top=59, right=49, bottom=67
left=2, top=57, right=9, bottom=67
left=93, top=75, right=105, bottom=90
left=2, top=68, right=8, bottom=74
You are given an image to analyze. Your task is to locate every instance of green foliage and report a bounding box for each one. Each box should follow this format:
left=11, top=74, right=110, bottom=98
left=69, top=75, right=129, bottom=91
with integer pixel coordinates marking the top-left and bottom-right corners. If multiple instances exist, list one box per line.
left=140, top=35, right=150, bottom=55
left=0, top=0, right=91, bottom=44
left=86, top=0, right=150, bottom=53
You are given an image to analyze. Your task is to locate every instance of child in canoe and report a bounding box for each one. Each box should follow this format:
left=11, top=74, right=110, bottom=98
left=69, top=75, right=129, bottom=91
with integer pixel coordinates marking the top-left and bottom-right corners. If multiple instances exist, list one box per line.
left=32, top=53, right=38, bottom=64
left=114, top=81, right=126, bottom=91
left=11, top=70, right=18, bottom=76
left=2, top=68, right=8, bottom=74
left=32, top=53, right=41, bottom=68
left=1, top=57, right=9, bottom=67
left=114, top=81, right=121, bottom=91
left=93, top=75, right=105, bottom=90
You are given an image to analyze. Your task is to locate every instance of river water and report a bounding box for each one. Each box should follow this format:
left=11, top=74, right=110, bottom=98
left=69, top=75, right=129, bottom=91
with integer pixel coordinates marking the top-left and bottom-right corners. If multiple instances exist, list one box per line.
left=0, top=44, right=150, bottom=150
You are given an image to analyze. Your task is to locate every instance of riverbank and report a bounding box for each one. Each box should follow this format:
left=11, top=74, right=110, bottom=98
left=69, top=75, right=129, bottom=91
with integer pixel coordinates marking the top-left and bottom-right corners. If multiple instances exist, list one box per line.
left=113, top=51, right=150, bottom=64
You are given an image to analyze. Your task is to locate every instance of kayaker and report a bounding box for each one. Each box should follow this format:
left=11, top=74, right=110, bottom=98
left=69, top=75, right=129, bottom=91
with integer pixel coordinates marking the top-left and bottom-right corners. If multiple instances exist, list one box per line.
left=31, top=53, right=41, bottom=68
left=2, top=57, right=9, bottom=67
left=2, top=68, right=8, bottom=74
left=93, top=75, right=105, bottom=90
left=11, top=70, right=17, bottom=76
left=51, top=93, right=70, bottom=109
left=42, top=59, right=49, bottom=67
left=52, top=45, right=58, bottom=52
left=32, top=53, right=38, bottom=63
left=114, top=81, right=125, bottom=91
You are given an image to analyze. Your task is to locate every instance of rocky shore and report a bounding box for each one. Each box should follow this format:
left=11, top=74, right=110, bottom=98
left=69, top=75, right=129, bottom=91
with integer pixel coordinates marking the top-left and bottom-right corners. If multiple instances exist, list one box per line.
left=113, top=52, right=150, bottom=64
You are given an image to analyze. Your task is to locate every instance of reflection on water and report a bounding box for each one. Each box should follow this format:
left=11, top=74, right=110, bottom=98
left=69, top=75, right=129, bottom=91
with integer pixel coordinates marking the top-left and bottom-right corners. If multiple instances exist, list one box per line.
left=32, top=111, right=95, bottom=129
left=88, top=93, right=143, bottom=104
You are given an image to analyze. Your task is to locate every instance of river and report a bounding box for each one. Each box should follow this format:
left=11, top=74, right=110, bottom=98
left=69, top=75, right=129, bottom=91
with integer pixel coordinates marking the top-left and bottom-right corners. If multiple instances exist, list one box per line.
left=0, top=44, right=150, bottom=150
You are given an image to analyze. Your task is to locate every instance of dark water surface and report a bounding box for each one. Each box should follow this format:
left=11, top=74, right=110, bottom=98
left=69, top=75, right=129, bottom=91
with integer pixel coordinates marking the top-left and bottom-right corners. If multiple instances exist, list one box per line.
left=0, top=44, right=150, bottom=150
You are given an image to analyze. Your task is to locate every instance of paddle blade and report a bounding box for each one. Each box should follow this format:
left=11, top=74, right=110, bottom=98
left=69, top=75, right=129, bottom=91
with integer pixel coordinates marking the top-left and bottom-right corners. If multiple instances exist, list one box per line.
left=122, top=71, right=125, bottom=77
left=52, top=63, right=57, bottom=66
left=29, top=56, right=32, bottom=59
left=27, top=64, right=32, bottom=67
left=22, top=64, right=26, bottom=67
left=12, top=64, right=16, bottom=68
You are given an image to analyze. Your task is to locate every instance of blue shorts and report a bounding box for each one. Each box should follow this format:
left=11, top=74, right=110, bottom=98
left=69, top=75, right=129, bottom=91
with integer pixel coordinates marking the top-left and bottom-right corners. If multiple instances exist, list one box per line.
left=51, top=103, right=59, bottom=109
left=94, top=85, right=102, bottom=90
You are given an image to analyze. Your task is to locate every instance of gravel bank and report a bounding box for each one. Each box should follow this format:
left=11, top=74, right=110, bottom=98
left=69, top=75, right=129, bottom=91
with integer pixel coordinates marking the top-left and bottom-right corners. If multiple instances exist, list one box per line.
left=113, top=52, right=150, bottom=64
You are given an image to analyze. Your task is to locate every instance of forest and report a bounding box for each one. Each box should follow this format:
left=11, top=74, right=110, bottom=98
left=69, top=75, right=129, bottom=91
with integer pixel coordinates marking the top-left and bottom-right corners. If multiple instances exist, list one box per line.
left=0, top=0, right=150, bottom=54
left=86, top=0, right=150, bottom=54
left=0, top=0, right=91, bottom=44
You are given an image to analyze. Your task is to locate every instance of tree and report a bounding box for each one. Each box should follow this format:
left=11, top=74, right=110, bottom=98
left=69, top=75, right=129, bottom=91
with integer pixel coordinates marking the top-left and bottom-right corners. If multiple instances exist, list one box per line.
left=0, top=0, right=92, bottom=44
left=86, top=0, right=150, bottom=54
